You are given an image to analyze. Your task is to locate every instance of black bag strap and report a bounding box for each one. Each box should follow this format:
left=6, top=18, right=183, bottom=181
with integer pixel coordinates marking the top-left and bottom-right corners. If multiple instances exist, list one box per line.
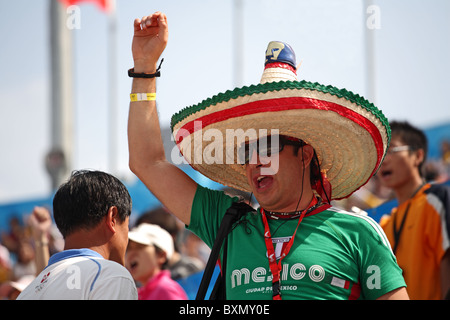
left=195, top=201, right=255, bottom=300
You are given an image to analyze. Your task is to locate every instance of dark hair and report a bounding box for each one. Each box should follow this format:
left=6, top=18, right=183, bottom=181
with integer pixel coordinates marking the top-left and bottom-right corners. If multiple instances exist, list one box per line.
left=389, top=121, right=428, bottom=177
left=136, top=207, right=180, bottom=252
left=53, top=170, right=132, bottom=238
left=136, top=207, right=178, bottom=235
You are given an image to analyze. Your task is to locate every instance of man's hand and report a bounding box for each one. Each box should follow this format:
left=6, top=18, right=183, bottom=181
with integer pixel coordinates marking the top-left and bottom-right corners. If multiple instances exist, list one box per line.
left=28, top=206, right=52, bottom=241
left=132, top=11, right=168, bottom=73
left=28, top=206, right=52, bottom=274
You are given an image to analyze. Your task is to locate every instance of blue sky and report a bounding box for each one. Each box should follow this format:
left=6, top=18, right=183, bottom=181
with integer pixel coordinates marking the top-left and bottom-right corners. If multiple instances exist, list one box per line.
left=0, top=0, right=449, bottom=203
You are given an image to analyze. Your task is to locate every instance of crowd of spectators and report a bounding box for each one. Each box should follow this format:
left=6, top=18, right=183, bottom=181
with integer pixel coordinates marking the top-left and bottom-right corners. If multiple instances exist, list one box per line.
left=0, top=205, right=207, bottom=300
left=0, top=138, right=449, bottom=299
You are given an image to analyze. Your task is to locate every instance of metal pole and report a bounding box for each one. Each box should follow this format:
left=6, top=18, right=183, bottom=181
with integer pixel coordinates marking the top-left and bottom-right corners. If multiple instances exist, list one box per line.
left=108, top=0, right=118, bottom=175
left=47, top=0, right=73, bottom=190
left=363, top=0, right=377, bottom=104
left=233, top=0, right=244, bottom=87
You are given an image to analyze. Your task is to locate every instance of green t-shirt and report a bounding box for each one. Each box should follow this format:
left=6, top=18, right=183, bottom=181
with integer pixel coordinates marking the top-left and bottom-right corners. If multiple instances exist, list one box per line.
left=188, top=185, right=406, bottom=300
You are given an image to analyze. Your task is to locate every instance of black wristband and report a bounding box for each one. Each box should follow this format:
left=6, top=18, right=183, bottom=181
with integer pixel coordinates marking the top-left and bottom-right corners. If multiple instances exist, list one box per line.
left=128, top=59, right=164, bottom=78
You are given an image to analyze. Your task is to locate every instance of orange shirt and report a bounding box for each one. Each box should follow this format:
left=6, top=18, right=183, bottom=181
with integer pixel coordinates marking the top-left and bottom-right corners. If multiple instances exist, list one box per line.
left=380, top=183, right=450, bottom=300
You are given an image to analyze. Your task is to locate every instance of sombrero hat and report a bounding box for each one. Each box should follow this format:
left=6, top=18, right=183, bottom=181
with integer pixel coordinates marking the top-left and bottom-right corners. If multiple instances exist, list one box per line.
left=171, top=41, right=390, bottom=200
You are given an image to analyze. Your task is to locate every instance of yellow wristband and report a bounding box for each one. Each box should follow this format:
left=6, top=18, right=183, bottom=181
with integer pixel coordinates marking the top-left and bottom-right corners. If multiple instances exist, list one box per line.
left=130, top=93, right=156, bottom=102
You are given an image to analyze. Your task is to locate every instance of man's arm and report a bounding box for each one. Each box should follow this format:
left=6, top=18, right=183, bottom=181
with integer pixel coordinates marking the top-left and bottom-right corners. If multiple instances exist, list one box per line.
left=28, top=206, right=52, bottom=274
left=376, top=287, right=409, bottom=300
left=127, top=12, right=197, bottom=225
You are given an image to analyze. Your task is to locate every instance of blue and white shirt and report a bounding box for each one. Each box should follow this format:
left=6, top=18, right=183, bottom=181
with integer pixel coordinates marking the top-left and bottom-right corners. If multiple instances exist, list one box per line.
left=17, top=249, right=137, bottom=300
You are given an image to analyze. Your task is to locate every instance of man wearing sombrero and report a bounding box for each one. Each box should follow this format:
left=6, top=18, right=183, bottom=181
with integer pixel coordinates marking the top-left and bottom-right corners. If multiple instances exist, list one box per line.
left=127, top=12, right=408, bottom=300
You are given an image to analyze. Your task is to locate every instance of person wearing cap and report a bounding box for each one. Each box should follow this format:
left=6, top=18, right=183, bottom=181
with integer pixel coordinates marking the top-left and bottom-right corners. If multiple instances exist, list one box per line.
left=127, top=12, right=408, bottom=300
left=126, top=223, right=188, bottom=300
left=17, top=170, right=137, bottom=300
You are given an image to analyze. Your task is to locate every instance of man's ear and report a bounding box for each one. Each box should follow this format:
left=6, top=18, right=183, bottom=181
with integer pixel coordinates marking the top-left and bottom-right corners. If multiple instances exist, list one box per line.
left=105, top=206, right=119, bottom=234
left=414, top=148, right=425, bottom=167
left=301, top=144, right=315, bottom=167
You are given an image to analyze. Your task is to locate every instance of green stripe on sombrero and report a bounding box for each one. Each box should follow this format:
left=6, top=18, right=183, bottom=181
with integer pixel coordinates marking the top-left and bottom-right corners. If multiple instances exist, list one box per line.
left=170, top=80, right=391, bottom=142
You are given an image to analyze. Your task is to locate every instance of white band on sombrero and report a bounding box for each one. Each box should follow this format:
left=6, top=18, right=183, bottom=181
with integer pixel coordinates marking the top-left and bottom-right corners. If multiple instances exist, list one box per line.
left=171, top=41, right=390, bottom=200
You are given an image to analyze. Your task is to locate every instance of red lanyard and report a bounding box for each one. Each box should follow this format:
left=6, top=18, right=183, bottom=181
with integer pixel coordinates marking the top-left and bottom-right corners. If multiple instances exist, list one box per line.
left=261, top=197, right=330, bottom=300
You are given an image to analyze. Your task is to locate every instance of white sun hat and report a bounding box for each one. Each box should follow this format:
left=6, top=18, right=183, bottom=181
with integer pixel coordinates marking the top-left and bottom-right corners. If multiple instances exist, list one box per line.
left=128, top=223, right=174, bottom=260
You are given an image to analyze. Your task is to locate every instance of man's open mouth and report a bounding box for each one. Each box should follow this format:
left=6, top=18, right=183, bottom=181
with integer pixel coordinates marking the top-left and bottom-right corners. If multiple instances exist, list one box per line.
left=254, top=175, right=274, bottom=190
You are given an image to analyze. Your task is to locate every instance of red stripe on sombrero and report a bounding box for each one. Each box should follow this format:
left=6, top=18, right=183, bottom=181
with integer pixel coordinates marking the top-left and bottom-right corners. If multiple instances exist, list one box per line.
left=175, top=96, right=385, bottom=167
left=265, top=62, right=296, bottom=74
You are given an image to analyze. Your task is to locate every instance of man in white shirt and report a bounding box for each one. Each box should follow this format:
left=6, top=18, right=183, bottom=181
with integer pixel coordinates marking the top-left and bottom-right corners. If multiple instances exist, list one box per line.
left=18, top=170, right=137, bottom=300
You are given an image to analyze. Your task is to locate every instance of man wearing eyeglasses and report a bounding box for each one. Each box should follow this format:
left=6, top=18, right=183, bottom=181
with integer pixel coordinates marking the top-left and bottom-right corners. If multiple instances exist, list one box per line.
left=379, top=121, right=450, bottom=300
left=127, top=12, right=408, bottom=300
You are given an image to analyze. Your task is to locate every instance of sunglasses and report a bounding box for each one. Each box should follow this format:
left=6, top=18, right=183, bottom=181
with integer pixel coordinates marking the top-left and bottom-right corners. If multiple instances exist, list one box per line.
left=386, top=145, right=413, bottom=155
left=238, top=135, right=305, bottom=165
